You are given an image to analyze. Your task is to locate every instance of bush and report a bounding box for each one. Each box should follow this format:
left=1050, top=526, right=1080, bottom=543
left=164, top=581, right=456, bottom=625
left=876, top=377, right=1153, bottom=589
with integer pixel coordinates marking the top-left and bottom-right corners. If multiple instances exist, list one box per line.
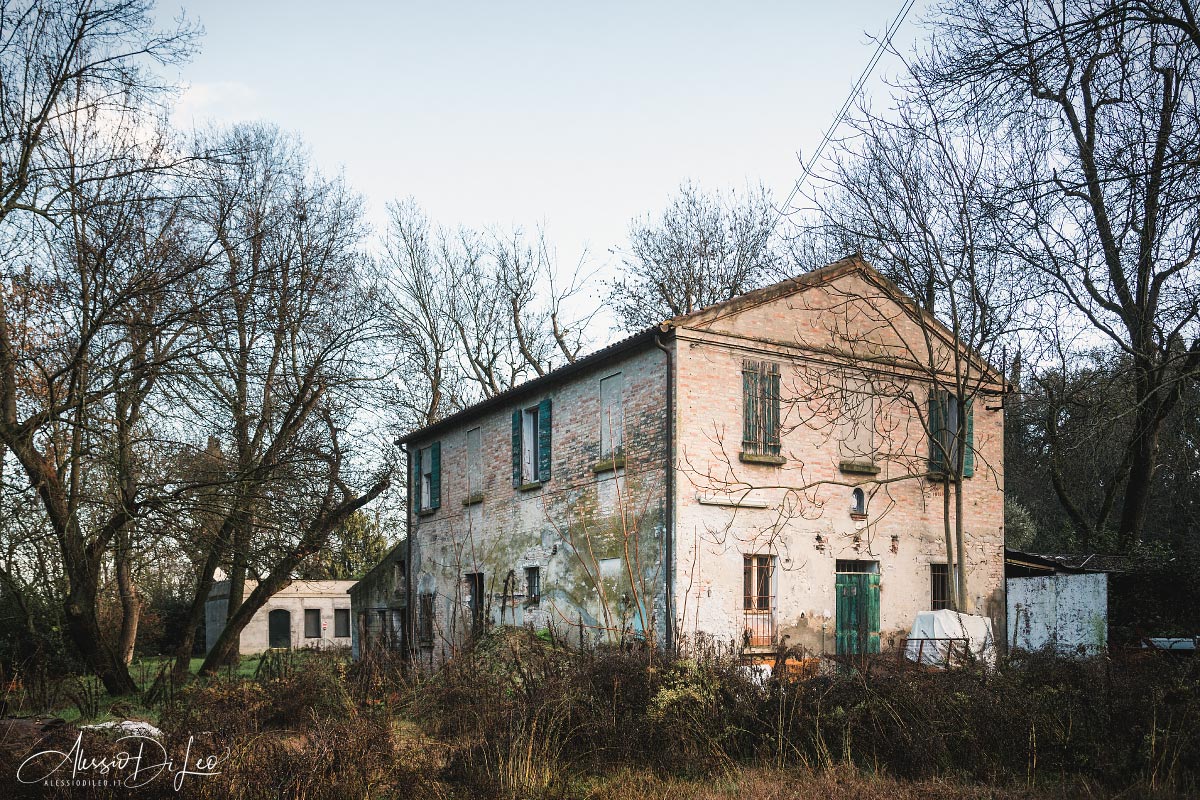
left=410, top=629, right=1200, bottom=797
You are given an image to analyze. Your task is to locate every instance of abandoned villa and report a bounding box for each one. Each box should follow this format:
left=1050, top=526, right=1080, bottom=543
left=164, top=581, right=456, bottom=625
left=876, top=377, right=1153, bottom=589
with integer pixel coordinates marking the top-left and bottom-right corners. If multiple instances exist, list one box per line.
left=350, top=256, right=1007, bottom=662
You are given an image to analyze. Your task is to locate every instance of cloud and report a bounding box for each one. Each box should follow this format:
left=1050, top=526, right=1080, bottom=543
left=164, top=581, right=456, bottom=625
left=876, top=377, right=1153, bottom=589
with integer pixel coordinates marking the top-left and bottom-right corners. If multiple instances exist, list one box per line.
left=172, top=81, right=259, bottom=126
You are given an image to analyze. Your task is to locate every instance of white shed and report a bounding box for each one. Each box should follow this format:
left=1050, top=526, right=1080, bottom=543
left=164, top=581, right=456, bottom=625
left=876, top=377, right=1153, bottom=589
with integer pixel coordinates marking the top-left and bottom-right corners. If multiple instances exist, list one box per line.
left=1006, top=549, right=1108, bottom=656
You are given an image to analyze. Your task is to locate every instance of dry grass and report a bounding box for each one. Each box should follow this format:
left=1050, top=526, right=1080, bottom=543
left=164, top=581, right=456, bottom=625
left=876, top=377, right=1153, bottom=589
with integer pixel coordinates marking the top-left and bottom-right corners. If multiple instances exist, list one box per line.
left=1, top=640, right=1197, bottom=799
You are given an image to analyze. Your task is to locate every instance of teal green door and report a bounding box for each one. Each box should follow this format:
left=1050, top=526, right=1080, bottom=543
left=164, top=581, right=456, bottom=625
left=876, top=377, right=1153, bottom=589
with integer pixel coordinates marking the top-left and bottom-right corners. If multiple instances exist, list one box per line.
left=835, top=573, right=880, bottom=654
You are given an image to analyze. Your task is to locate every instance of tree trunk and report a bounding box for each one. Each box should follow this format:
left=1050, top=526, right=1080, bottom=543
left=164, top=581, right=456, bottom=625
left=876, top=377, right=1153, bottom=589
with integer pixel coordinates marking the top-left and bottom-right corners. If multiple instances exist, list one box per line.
left=115, top=540, right=141, bottom=666
left=942, top=476, right=958, bottom=610
left=198, top=479, right=389, bottom=675
left=954, top=482, right=970, bottom=612
left=172, top=533, right=229, bottom=681
left=64, top=579, right=138, bottom=696
left=1117, top=400, right=1161, bottom=551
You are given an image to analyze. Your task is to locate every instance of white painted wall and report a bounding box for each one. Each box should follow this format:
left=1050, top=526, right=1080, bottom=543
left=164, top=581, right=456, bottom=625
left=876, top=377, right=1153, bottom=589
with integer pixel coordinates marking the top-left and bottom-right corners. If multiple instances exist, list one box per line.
left=1007, top=573, right=1107, bottom=656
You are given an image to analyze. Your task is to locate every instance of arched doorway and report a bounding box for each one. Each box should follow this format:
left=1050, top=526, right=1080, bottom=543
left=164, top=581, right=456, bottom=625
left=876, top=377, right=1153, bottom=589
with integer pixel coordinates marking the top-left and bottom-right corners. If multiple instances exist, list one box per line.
left=268, top=609, right=292, bottom=649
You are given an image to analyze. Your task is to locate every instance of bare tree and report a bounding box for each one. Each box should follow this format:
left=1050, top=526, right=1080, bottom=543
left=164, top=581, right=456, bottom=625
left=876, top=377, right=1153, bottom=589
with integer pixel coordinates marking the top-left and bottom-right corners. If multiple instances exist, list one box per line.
left=922, top=0, right=1200, bottom=549
left=609, top=181, right=786, bottom=331
left=170, top=125, right=391, bottom=675
left=0, top=0, right=197, bottom=695
left=382, top=200, right=597, bottom=430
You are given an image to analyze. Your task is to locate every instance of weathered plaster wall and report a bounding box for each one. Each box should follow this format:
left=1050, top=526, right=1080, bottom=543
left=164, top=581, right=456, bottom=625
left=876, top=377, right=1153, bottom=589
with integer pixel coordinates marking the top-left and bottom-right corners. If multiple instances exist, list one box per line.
left=205, top=580, right=355, bottom=655
left=670, top=268, right=1006, bottom=654
left=407, top=345, right=670, bottom=662
left=348, top=541, right=407, bottom=659
left=1008, top=573, right=1107, bottom=655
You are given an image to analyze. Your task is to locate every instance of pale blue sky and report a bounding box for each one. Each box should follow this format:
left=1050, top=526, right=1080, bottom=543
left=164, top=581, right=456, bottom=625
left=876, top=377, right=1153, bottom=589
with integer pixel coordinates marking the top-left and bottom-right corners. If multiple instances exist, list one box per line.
left=164, top=1, right=927, bottom=321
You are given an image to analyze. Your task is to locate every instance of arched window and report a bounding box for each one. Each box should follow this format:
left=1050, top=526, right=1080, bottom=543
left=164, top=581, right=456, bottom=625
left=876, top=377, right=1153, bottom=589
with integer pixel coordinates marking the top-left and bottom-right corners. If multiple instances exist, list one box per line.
left=851, top=487, right=866, bottom=515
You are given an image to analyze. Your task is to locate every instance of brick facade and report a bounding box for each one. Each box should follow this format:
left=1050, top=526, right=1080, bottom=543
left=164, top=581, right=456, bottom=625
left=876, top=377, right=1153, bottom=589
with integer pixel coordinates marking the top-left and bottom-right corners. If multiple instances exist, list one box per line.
left=354, top=257, right=1007, bottom=660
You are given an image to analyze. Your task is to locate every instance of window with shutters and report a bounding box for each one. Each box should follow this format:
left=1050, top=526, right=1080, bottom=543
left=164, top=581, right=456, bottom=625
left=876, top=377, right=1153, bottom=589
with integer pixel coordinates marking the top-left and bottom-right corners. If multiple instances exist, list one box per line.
left=522, top=408, right=538, bottom=483
left=741, top=360, right=783, bottom=463
left=928, top=390, right=974, bottom=479
left=599, top=372, right=624, bottom=459
left=512, top=399, right=552, bottom=488
left=414, top=442, right=442, bottom=512
left=465, top=426, right=483, bottom=504
left=304, top=608, right=321, bottom=639
left=334, top=608, right=350, bottom=638
left=420, top=447, right=433, bottom=508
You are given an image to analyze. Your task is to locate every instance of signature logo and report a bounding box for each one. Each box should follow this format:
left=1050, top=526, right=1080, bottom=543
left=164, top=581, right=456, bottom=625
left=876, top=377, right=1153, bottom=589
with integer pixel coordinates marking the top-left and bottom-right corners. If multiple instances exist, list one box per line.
left=17, top=732, right=228, bottom=790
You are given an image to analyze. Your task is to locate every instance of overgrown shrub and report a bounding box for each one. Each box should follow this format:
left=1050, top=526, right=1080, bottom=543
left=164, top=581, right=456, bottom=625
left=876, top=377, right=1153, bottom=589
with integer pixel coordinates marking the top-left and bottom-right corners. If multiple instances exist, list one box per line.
left=410, top=629, right=1200, bottom=797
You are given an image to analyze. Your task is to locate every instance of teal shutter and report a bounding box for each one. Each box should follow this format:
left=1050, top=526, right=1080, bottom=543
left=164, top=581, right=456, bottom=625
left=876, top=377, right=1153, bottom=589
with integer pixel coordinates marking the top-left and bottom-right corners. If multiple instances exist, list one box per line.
left=928, top=390, right=945, bottom=475
left=537, top=398, right=552, bottom=482
left=866, top=573, right=881, bottom=654
left=411, top=448, right=422, bottom=512
left=511, top=410, right=522, bottom=487
left=766, top=362, right=781, bottom=455
left=742, top=361, right=760, bottom=452
left=429, top=441, right=441, bottom=509
left=963, top=400, right=974, bottom=478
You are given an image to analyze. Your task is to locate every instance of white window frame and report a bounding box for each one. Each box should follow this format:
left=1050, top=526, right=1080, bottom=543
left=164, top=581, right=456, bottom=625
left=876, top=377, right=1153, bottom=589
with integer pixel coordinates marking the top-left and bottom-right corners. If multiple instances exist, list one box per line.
left=521, top=406, right=539, bottom=484
left=419, top=446, right=433, bottom=509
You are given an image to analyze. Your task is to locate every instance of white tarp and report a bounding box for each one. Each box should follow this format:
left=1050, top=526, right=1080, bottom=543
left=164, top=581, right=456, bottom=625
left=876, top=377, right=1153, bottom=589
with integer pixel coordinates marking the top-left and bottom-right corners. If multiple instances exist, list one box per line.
left=904, top=610, right=996, bottom=667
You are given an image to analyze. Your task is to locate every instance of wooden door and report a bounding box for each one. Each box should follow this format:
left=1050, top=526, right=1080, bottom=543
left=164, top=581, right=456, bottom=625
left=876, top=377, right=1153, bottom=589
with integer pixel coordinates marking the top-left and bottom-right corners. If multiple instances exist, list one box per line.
left=835, top=573, right=880, bottom=654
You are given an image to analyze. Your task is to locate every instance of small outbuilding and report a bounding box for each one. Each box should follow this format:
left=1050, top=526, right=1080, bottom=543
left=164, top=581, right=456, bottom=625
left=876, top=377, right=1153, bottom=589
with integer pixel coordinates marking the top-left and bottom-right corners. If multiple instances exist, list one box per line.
left=205, top=579, right=356, bottom=655
left=1005, top=548, right=1108, bottom=656
left=347, top=541, right=408, bottom=659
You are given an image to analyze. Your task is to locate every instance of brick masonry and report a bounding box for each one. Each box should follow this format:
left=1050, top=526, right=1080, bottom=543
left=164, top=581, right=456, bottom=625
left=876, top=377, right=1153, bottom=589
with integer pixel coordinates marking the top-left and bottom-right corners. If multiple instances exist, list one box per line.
left=362, top=261, right=1006, bottom=660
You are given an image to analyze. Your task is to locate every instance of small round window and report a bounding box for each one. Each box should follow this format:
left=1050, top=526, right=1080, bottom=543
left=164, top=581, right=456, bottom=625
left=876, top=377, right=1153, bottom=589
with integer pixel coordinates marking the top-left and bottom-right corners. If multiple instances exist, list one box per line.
left=851, top=488, right=866, bottom=515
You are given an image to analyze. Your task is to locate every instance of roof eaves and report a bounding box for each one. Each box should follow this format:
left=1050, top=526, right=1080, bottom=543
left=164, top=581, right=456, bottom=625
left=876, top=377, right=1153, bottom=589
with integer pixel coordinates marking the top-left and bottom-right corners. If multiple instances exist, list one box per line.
left=397, top=327, right=662, bottom=445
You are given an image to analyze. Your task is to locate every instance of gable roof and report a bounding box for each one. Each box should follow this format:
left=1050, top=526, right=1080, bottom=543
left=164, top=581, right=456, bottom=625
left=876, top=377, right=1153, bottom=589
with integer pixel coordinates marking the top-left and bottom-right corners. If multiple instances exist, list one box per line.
left=397, top=254, right=1003, bottom=445
left=664, top=254, right=1004, bottom=384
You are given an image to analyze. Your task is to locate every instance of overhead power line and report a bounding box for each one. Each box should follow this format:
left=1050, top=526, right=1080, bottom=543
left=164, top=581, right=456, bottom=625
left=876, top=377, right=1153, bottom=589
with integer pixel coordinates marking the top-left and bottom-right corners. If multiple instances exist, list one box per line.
left=773, top=0, right=918, bottom=230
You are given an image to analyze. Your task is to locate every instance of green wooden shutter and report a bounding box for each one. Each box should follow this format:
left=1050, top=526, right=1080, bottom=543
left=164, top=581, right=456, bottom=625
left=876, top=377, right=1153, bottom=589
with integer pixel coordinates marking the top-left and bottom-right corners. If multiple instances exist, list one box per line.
left=411, top=448, right=422, bottom=512
left=835, top=574, right=857, bottom=655
left=742, top=360, right=760, bottom=453
left=963, top=399, right=975, bottom=478
left=537, top=398, right=552, bottom=482
left=928, top=390, right=945, bottom=475
left=866, top=573, right=881, bottom=654
left=511, top=410, right=522, bottom=487
left=429, top=441, right=441, bottom=509
left=766, top=362, right=781, bottom=455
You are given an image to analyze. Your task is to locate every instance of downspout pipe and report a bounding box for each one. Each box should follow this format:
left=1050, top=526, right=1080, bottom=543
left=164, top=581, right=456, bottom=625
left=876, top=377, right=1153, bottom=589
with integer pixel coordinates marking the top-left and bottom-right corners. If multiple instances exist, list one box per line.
left=401, top=441, right=414, bottom=659
left=654, top=331, right=675, bottom=655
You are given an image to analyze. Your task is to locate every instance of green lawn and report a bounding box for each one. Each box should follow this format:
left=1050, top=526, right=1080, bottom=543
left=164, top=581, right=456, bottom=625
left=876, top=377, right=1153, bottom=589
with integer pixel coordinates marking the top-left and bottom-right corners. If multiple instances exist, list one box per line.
left=132, top=654, right=264, bottom=684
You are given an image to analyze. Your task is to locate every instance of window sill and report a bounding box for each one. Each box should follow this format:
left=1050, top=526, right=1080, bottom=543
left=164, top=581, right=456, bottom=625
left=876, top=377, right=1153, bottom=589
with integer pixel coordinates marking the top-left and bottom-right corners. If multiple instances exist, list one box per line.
left=849, top=512, right=868, bottom=521
left=592, top=454, right=626, bottom=473
left=463, top=492, right=484, bottom=506
left=517, top=481, right=544, bottom=492
left=927, top=471, right=973, bottom=482
left=417, top=508, right=437, bottom=517
left=739, top=452, right=786, bottom=466
left=839, top=460, right=880, bottom=476
left=697, top=493, right=769, bottom=509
